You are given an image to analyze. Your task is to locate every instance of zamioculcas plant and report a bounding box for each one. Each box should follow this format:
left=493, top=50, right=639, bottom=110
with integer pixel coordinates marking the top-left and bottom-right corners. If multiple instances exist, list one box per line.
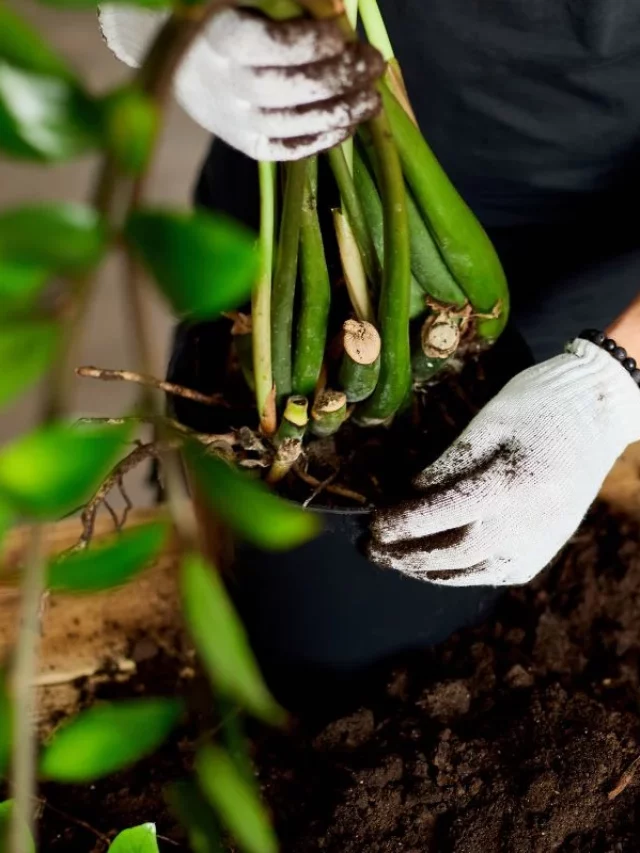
left=210, top=0, right=511, bottom=490
left=0, top=0, right=511, bottom=850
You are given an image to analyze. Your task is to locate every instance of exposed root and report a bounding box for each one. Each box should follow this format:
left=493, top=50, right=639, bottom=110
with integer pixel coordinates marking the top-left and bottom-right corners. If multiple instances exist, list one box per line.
left=293, top=462, right=368, bottom=506
left=76, top=366, right=228, bottom=408
left=609, top=755, right=640, bottom=800
left=65, top=442, right=172, bottom=555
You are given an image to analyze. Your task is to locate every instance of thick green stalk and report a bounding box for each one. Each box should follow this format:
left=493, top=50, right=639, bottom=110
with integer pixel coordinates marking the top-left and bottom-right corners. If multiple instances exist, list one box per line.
left=404, top=188, right=467, bottom=307
left=381, top=84, right=509, bottom=339
left=327, top=146, right=379, bottom=284
left=292, top=159, right=331, bottom=396
left=358, top=0, right=394, bottom=61
left=276, top=395, right=309, bottom=443
left=253, top=161, right=277, bottom=434
left=311, top=390, right=348, bottom=437
left=341, top=0, right=359, bottom=170
left=353, top=148, right=449, bottom=314
left=271, top=159, right=308, bottom=401
left=339, top=319, right=381, bottom=402
left=356, top=111, right=412, bottom=426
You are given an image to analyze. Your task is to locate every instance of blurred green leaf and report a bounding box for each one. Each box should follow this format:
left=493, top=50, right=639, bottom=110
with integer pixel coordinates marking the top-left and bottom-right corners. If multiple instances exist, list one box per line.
left=40, top=698, right=182, bottom=782
left=104, top=89, right=159, bottom=176
left=0, top=673, right=10, bottom=778
left=0, top=63, right=101, bottom=162
left=167, top=781, right=224, bottom=853
left=0, top=6, right=72, bottom=78
left=109, top=823, right=160, bottom=853
left=0, top=422, right=130, bottom=519
left=0, top=800, right=35, bottom=853
left=0, top=263, right=49, bottom=319
left=0, top=322, right=59, bottom=408
left=196, top=745, right=278, bottom=853
left=181, top=553, right=284, bottom=725
left=186, top=444, right=320, bottom=550
left=0, top=203, right=107, bottom=272
left=39, top=0, right=170, bottom=7
left=125, top=210, right=258, bottom=318
left=48, top=522, right=169, bottom=593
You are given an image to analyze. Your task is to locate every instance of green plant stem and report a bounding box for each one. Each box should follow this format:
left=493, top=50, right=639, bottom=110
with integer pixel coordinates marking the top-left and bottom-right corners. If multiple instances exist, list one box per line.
left=381, top=83, right=509, bottom=339
left=353, top=146, right=427, bottom=315
left=356, top=111, right=411, bottom=425
left=358, top=0, right=394, bottom=61
left=276, top=396, right=309, bottom=443
left=327, top=146, right=379, bottom=284
left=271, top=159, right=308, bottom=401
left=339, top=319, right=381, bottom=402
left=9, top=527, right=44, bottom=853
left=310, top=391, right=348, bottom=437
left=254, top=161, right=277, bottom=434
left=292, top=159, right=331, bottom=396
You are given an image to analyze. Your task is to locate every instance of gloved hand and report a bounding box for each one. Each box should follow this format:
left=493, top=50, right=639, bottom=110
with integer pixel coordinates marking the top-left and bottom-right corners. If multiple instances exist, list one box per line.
left=99, top=5, right=383, bottom=160
left=369, top=339, right=640, bottom=587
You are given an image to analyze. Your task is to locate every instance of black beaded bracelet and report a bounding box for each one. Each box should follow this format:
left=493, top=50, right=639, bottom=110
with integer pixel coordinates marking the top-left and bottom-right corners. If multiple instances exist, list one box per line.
left=578, top=329, right=640, bottom=385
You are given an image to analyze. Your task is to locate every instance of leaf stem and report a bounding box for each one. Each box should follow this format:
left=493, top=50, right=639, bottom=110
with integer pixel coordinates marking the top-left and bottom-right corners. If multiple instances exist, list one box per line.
left=292, top=159, right=331, bottom=396
left=327, top=145, right=379, bottom=285
left=357, top=0, right=394, bottom=61
left=253, top=161, right=277, bottom=434
left=356, top=110, right=411, bottom=425
left=271, top=159, right=308, bottom=401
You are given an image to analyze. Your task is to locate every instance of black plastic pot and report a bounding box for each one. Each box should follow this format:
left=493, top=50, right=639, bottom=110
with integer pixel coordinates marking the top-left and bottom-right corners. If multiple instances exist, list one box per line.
left=166, top=318, right=535, bottom=712
left=227, top=506, right=502, bottom=711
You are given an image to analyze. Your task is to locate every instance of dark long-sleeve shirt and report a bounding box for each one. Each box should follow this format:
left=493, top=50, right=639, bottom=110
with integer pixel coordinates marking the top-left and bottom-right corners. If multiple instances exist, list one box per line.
left=380, top=0, right=640, bottom=226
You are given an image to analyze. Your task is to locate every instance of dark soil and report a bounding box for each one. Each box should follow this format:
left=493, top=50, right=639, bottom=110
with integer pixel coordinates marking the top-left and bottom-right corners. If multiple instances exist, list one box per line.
left=256, top=506, right=640, bottom=853
left=34, top=326, right=640, bottom=851
left=33, top=504, right=640, bottom=852
left=167, top=318, right=533, bottom=508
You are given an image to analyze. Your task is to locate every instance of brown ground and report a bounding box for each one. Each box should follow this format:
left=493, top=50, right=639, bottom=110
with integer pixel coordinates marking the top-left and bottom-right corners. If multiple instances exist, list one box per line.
left=3, top=447, right=640, bottom=852
left=258, top=502, right=640, bottom=853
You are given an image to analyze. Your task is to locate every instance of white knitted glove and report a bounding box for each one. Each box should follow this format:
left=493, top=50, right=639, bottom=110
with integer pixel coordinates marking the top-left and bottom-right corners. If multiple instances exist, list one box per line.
left=98, top=6, right=382, bottom=161
left=369, top=339, right=640, bottom=587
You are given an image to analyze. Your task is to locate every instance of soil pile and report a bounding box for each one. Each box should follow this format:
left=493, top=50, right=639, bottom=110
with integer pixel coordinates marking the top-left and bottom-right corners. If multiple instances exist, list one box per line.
left=257, top=506, right=640, bottom=852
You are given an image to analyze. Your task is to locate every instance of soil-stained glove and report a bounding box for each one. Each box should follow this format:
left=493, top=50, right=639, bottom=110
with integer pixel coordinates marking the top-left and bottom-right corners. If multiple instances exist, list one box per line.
left=369, top=339, right=640, bottom=587
left=98, top=6, right=383, bottom=161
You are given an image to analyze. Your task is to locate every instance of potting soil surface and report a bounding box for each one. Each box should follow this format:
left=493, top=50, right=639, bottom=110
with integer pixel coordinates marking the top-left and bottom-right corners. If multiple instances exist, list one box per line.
left=35, top=502, right=640, bottom=852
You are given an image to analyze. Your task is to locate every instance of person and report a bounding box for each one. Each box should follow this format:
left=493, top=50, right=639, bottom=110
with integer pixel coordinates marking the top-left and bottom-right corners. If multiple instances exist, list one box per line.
left=100, top=2, right=640, bottom=590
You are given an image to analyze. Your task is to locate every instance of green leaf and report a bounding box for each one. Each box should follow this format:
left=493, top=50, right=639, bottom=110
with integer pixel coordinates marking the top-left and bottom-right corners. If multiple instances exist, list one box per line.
left=40, top=698, right=182, bottom=782
left=167, top=781, right=224, bottom=853
left=0, top=6, right=71, bottom=78
left=39, top=0, right=170, bottom=7
left=48, top=522, right=169, bottom=593
left=181, top=553, right=284, bottom=725
left=0, top=422, right=130, bottom=519
left=0, top=673, right=11, bottom=777
left=104, top=89, right=159, bottom=176
left=0, top=63, right=101, bottom=162
left=0, top=322, right=59, bottom=408
left=0, top=263, right=49, bottom=319
left=109, top=823, right=160, bottom=853
left=186, top=444, right=320, bottom=550
left=0, top=800, right=35, bottom=853
left=0, top=204, right=107, bottom=273
left=196, top=745, right=278, bottom=853
left=125, top=210, right=258, bottom=318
